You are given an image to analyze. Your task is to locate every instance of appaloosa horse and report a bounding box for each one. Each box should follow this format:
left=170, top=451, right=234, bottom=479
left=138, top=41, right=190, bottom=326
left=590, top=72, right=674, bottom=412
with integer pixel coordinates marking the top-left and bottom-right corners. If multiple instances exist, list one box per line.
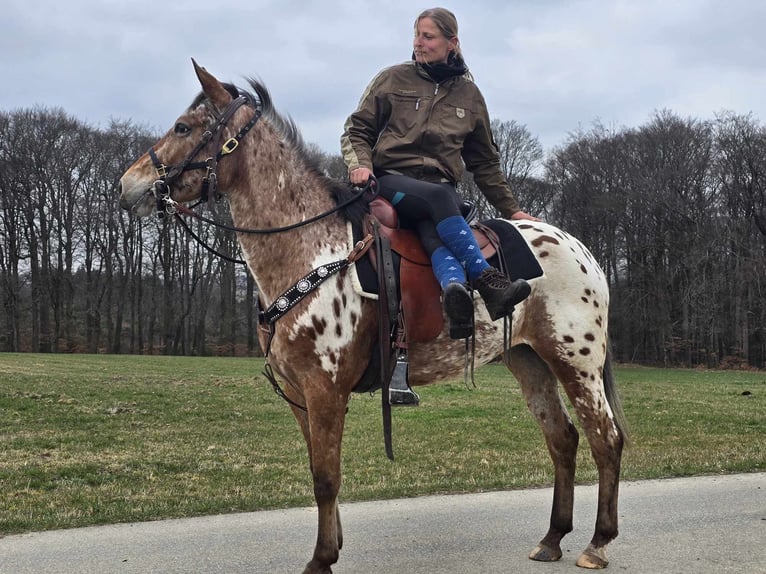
left=119, top=61, right=627, bottom=573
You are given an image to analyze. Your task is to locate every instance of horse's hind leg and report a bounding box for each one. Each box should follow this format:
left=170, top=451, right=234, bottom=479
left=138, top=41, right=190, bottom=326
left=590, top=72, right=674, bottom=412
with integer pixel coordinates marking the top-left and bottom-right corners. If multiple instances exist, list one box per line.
left=557, top=356, right=625, bottom=569
left=508, top=344, right=579, bottom=563
left=287, top=383, right=347, bottom=574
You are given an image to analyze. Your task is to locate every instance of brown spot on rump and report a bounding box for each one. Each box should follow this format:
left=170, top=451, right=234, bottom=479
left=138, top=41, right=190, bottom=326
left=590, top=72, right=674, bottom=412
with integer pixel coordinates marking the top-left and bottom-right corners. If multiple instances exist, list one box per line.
left=579, top=347, right=591, bottom=356
left=342, top=293, right=347, bottom=306
left=584, top=289, right=592, bottom=295
left=329, top=352, right=338, bottom=364
left=333, top=298, right=341, bottom=318
left=531, top=235, right=561, bottom=248
left=563, top=335, right=575, bottom=343
left=580, top=264, right=588, bottom=274
left=595, top=316, right=603, bottom=327
left=584, top=333, right=596, bottom=341
left=581, top=297, right=589, bottom=303
left=539, top=250, right=550, bottom=258
left=580, top=370, right=589, bottom=378
left=350, top=311, right=358, bottom=327
left=593, top=300, right=600, bottom=308
left=517, top=223, right=535, bottom=229
left=335, top=323, right=342, bottom=337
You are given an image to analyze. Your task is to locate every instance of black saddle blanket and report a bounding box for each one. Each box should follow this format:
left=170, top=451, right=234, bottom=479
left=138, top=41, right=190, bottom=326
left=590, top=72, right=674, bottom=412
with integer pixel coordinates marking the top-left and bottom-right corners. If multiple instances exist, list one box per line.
left=481, top=218, right=544, bottom=282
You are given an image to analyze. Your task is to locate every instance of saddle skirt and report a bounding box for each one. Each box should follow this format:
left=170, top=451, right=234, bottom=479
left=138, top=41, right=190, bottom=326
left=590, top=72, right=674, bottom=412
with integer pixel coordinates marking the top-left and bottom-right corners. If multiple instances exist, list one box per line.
left=349, top=197, right=543, bottom=343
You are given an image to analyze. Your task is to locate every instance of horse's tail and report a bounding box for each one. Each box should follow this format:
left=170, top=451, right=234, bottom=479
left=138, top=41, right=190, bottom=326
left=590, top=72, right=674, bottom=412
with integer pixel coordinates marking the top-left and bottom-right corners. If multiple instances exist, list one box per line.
left=604, top=343, right=630, bottom=448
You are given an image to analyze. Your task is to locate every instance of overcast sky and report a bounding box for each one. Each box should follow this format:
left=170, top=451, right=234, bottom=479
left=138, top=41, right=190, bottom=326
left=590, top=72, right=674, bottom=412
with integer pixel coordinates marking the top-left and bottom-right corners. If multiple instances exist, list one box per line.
left=3, top=0, right=766, bottom=156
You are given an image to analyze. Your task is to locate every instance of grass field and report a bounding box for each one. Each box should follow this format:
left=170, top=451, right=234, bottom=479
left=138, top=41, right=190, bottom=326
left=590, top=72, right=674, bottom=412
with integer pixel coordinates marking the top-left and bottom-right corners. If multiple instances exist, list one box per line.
left=0, top=353, right=763, bottom=535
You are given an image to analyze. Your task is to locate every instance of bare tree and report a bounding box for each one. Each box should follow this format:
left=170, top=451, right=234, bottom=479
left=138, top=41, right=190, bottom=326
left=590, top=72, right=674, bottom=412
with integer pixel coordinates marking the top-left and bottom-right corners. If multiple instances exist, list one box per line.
left=459, top=119, right=545, bottom=220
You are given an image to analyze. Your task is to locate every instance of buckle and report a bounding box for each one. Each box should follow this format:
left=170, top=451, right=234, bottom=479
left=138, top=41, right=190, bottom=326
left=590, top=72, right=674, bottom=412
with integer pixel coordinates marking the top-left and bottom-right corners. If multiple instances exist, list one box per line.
left=220, top=138, right=239, bottom=155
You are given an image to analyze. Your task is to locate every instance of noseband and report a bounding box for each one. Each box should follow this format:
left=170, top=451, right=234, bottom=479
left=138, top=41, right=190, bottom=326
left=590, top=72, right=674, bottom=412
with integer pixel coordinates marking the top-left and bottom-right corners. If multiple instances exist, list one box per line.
left=149, top=95, right=262, bottom=216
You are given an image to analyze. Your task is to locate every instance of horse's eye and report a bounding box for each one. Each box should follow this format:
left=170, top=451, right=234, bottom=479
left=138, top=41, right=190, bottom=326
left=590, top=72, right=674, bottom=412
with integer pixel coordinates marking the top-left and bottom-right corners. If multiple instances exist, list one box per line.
left=174, top=123, right=191, bottom=135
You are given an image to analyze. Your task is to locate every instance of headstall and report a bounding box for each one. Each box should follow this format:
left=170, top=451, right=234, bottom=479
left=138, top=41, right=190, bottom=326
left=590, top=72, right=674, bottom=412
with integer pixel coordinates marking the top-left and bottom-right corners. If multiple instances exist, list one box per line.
left=148, top=95, right=261, bottom=216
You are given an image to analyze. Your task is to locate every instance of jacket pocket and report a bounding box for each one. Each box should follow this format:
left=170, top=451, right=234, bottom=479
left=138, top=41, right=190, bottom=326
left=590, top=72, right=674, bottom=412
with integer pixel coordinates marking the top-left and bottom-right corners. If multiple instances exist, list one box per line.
left=386, top=94, right=424, bottom=137
left=435, top=103, right=474, bottom=147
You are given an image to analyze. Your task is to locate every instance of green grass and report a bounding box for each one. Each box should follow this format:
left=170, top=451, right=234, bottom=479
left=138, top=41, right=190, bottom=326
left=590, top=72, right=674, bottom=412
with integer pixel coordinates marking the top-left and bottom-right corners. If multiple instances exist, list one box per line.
left=0, top=354, right=763, bottom=535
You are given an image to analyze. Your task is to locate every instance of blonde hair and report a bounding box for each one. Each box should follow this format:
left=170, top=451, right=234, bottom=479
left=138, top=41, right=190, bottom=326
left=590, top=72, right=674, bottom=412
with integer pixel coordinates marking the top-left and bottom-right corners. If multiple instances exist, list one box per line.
left=414, top=7, right=462, bottom=59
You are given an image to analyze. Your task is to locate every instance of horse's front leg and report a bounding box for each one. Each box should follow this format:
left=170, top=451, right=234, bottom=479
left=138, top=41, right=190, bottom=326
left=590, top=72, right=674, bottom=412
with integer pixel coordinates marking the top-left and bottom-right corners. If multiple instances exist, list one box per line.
left=294, top=382, right=348, bottom=574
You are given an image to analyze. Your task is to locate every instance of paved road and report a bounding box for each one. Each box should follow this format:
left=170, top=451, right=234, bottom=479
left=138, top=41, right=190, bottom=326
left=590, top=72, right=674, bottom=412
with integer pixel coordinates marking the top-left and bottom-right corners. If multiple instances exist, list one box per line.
left=1, top=473, right=764, bottom=574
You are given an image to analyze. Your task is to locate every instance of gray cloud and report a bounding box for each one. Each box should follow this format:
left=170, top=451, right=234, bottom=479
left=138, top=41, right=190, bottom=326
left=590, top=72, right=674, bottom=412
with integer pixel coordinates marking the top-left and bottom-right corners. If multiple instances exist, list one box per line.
left=3, top=0, right=765, bottom=154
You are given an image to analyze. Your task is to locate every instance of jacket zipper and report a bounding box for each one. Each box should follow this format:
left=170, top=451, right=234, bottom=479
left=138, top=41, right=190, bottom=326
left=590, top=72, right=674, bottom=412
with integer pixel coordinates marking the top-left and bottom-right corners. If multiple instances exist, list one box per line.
left=418, top=83, right=442, bottom=151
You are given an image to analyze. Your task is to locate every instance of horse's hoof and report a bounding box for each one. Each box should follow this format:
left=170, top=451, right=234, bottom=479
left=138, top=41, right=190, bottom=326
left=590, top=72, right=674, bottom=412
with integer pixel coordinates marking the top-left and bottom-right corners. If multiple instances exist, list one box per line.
left=302, top=561, right=333, bottom=574
left=529, top=543, right=562, bottom=562
left=576, top=543, right=609, bottom=569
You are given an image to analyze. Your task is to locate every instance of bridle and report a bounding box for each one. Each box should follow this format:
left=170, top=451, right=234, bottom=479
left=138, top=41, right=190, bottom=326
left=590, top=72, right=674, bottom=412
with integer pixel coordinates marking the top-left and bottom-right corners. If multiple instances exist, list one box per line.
left=149, top=95, right=261, bottom=217
left=147, top=93, right=372, bottom=238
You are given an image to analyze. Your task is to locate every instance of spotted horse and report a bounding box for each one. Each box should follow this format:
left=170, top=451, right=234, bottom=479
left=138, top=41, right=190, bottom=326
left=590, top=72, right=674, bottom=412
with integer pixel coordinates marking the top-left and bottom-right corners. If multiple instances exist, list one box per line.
left=119, top=61, right=628, bottom=573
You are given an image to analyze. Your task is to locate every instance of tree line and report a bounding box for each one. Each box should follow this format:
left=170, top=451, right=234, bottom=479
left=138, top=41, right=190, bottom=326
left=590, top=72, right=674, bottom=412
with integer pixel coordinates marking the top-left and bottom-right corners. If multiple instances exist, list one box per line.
left=1, top=106, right=764, bottom=367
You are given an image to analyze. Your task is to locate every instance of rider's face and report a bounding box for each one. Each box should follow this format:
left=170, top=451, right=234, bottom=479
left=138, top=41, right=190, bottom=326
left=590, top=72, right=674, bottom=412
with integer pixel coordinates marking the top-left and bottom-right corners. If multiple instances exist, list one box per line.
left=413, top=17, right=457, bottom=65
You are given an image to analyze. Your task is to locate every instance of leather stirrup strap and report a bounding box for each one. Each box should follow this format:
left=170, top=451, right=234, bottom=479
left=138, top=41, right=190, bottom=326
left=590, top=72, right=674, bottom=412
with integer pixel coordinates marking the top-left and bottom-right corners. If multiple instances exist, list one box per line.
left=373, top=220, right=398, bottom=460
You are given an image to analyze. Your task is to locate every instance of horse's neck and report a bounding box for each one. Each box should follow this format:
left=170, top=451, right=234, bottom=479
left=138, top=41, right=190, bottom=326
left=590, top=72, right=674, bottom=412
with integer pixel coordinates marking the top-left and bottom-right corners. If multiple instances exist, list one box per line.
left=226, top=163, right=348, bottom=304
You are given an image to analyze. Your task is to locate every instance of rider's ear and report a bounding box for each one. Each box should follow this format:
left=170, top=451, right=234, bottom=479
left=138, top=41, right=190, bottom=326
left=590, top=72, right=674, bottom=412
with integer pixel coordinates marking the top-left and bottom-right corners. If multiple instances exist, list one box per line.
left=192, top=58, right=233, bottom=109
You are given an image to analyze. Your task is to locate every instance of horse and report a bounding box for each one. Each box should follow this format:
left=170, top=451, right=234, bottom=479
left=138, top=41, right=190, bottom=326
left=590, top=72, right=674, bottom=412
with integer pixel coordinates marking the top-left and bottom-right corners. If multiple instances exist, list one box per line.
left=119, top=60, right=627, bottom=573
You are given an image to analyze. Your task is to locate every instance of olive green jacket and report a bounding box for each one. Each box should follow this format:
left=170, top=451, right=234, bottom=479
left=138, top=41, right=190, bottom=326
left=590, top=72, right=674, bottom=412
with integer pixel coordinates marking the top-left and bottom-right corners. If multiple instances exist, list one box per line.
left=341, top=60, right=520, bottom=217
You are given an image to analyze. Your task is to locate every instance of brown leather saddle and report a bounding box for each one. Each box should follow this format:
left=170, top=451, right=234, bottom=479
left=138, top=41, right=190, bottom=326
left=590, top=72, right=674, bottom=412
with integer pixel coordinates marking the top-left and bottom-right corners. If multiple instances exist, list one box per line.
left=364, top=197, right=500, bottom=343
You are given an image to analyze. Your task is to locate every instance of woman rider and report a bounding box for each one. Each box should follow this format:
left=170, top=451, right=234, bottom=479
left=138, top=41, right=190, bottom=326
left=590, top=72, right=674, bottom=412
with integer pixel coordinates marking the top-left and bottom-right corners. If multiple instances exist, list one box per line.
left=341, top=7, right=538, bottom=338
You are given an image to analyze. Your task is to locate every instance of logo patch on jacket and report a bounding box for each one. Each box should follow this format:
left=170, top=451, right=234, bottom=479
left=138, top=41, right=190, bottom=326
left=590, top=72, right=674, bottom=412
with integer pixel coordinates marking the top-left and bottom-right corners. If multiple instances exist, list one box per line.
left=456, top=107, right=465, bottom=119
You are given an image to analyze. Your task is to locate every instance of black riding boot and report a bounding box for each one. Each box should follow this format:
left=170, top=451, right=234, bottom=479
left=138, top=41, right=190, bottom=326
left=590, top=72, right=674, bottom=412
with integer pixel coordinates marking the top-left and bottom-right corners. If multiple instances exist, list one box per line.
left=474, top=267, right=531, bottom=321
left=442, top=282, right=474, bottom=339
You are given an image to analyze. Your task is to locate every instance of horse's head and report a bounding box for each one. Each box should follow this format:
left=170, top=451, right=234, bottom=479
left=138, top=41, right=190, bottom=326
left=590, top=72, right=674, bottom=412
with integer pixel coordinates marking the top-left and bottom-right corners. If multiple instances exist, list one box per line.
left=119, top=60, right=256, bottom=217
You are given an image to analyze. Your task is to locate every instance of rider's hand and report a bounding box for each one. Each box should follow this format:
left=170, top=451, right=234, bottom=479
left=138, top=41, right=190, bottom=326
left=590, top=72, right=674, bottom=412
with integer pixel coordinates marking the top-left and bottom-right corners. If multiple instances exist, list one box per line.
left=349, top=167, right=373, bottom=186
left=511, top=210, right=542, bottom=222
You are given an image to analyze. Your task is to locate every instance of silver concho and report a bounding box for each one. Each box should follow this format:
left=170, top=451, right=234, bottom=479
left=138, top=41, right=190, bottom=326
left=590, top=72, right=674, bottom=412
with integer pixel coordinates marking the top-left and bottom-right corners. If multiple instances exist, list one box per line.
left=275, top=296, right=290, bottom=310
left=317, top=266, right=329, bottom=277
left=297, top=279, right=311, bottom=293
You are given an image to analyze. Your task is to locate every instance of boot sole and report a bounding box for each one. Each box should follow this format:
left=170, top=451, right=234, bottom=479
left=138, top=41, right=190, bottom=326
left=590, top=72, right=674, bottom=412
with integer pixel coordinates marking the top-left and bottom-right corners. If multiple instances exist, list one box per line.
left=443, top=284, right=474, bottom=339
left=484, top=280, right=532, bottom=321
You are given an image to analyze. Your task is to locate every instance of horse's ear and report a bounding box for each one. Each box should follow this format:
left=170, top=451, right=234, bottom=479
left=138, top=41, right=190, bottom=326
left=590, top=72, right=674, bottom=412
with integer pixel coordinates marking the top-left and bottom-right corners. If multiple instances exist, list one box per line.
left=191, top=58, right=232, bottom=109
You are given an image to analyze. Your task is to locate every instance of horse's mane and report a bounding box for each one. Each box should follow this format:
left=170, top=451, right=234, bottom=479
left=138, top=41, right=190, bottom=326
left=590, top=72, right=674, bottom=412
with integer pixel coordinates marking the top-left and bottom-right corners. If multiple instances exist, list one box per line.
left=195, top=78, right=370, bottom=228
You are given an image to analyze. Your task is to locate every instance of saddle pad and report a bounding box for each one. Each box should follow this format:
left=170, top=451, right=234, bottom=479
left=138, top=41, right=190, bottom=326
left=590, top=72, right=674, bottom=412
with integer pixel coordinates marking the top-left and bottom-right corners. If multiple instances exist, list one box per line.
left=348, top=222, right=385, bottom=300
left=480, top=219, right=545, bottom=281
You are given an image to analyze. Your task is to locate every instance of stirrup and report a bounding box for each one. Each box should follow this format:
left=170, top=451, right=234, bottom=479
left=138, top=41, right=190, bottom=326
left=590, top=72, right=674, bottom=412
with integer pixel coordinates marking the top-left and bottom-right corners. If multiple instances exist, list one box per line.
left=389, top=354, right=420, bottom=406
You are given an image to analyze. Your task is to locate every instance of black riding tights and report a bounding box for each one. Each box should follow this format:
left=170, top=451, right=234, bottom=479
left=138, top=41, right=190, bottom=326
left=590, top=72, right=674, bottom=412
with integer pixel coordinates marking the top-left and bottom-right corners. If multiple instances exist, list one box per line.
left=376, top=174, right=462, bottom=256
